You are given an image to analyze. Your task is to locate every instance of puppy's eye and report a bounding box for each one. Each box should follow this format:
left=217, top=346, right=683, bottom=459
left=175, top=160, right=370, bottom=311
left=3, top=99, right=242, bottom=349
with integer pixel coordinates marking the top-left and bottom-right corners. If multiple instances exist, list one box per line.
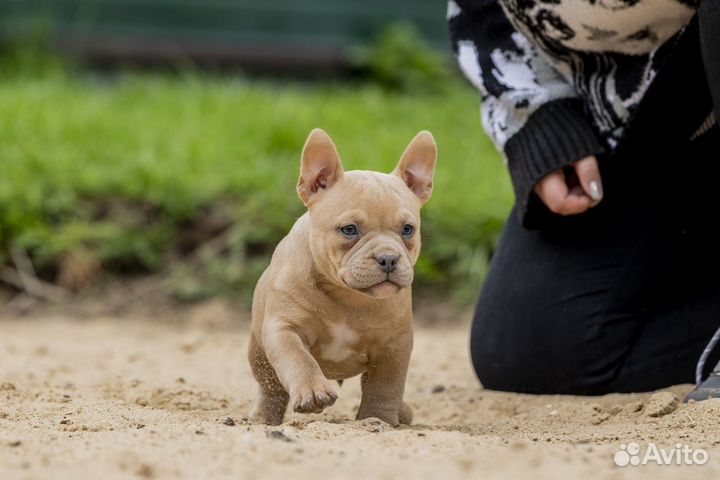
left=401, top=224, right=415, bottom=238
left=340, top=224, right=358, bottom=237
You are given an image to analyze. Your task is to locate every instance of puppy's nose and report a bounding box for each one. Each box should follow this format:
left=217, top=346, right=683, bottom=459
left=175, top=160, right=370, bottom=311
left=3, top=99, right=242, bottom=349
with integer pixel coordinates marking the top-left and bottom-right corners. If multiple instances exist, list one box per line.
left=376, top=254, right=399, bottom=273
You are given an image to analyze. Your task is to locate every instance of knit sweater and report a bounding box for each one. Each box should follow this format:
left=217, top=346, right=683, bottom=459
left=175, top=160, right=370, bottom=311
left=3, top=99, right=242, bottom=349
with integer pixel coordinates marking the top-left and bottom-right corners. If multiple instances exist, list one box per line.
left=449, top=0, right=720, bottom=227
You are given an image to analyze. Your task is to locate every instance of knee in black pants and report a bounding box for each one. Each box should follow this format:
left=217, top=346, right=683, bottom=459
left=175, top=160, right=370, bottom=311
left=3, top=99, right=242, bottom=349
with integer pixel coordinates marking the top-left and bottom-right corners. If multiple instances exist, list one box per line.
left=470, top=295, right=610, bottom=395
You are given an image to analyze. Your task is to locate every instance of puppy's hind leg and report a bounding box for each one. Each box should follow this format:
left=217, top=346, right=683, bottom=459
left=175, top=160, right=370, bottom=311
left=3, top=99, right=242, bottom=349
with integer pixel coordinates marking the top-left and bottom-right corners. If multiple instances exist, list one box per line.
left=357, top=372, right=412, bottom=425
left=250, top=388, right=289, bottom=426
left=248, top=335, right=289, bottom=425
left=356, top=333, right=412, bottom=426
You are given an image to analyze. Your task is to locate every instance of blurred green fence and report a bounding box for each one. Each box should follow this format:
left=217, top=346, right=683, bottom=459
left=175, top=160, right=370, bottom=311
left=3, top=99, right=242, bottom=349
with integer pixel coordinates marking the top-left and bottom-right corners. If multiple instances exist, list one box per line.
left=0, top=0, right=450, bottom=66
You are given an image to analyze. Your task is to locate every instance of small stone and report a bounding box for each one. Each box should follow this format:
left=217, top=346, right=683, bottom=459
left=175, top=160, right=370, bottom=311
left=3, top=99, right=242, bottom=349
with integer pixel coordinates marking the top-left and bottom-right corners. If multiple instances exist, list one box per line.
left=266, top=430, right=294, bottom=442
left=646, top=392, right=678, bottom=417
left=431, top=385, right=445, bottom=394
left=8, top=440, right=21, bottom=447
left=223, top=417, right=236, bottom=427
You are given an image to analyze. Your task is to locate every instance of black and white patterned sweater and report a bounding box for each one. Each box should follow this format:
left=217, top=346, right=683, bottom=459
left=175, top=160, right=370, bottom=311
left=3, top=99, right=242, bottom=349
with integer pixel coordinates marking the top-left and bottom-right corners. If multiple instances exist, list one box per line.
left=449, top=0, right=720, bottom=227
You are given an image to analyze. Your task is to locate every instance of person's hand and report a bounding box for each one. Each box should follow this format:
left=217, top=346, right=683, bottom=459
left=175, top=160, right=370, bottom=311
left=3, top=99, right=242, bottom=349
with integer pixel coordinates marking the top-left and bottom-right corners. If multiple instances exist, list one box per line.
left=533, top=156, right=603, bottom=216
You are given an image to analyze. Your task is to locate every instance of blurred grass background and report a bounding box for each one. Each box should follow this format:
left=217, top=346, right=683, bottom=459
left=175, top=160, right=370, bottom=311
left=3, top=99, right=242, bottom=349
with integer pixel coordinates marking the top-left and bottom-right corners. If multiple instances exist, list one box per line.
left=0, top=24, right=512, bottom=306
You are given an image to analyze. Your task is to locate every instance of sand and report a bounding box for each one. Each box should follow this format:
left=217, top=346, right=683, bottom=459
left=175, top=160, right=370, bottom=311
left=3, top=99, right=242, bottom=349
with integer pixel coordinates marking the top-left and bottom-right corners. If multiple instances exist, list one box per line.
left=1, top=302, right=720, bottom=479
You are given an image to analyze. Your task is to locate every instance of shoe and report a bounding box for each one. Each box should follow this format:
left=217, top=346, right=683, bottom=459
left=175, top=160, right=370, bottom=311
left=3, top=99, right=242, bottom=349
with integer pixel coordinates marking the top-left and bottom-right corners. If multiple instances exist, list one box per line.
left=685, top=372, right=720, bottom=402
left=686, top=326, right=720, bottom=403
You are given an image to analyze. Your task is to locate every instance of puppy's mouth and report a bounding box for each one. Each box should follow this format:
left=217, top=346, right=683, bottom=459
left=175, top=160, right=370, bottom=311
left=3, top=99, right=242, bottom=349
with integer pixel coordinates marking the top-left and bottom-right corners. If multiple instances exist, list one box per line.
left=339, top=260, right=413, bottom=296
left=366, top=278, right=398, bottom=289
left=359, top=278, right=402, bottom=297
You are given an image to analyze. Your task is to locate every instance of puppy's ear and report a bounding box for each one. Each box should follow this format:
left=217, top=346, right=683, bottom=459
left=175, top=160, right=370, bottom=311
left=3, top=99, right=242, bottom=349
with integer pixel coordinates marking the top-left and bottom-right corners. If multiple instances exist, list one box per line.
left=297, top=129, right=345, bottom=206
left=392, top=131, right=437, bottom=205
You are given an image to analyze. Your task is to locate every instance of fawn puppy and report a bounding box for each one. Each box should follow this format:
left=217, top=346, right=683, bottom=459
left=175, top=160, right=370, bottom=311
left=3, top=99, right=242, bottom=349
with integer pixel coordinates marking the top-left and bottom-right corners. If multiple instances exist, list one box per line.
left=248, top=129, right=437, bottom=426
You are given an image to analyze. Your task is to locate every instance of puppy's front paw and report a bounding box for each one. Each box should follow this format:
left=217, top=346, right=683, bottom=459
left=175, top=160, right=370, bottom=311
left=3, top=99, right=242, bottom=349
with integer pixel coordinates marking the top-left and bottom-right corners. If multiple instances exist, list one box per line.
left=291, top=379, right=338, bottom=414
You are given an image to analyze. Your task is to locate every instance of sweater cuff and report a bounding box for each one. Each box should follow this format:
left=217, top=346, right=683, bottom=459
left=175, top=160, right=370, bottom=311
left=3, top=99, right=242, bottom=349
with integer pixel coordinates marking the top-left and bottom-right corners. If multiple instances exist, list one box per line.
left=504, top=98, right=606, bottom=229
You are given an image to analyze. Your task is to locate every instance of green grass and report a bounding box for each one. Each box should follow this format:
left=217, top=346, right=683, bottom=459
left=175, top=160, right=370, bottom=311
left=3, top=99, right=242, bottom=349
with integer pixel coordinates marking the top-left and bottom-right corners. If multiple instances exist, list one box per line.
left=0, top=69, right=512, bottom=304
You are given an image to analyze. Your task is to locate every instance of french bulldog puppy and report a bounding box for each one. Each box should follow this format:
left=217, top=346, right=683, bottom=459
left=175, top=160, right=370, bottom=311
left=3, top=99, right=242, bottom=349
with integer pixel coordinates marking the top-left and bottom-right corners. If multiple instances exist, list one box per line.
left=248, top=128, right=437, bottom=426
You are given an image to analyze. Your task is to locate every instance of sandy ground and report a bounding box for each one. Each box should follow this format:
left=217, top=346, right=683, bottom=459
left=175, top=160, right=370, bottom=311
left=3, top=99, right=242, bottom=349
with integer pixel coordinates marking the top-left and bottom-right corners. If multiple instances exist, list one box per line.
left=1, top=303, right=720, bottom=479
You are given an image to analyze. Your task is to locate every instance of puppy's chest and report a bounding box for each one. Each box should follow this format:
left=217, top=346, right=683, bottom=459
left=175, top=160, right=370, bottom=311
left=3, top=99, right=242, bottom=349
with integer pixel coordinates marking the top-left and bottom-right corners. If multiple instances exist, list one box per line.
left=311, top=322, right=371, bottom=379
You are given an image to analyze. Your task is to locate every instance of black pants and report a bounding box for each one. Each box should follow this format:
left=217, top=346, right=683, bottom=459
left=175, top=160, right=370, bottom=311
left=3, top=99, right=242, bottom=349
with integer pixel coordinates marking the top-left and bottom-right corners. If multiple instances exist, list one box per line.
left=471, top=125, right=720, bottom=395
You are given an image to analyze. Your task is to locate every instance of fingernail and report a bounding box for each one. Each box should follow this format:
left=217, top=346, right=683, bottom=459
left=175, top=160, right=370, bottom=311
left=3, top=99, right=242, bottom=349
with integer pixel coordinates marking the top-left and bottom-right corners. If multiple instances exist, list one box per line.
left=589, top=180, right=603, bottom=202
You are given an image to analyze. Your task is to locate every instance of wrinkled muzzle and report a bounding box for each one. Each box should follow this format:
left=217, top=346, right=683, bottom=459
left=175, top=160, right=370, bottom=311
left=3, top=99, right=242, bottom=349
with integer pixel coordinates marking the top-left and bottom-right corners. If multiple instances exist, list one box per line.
left=339, top=241, right=414, bottom=290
